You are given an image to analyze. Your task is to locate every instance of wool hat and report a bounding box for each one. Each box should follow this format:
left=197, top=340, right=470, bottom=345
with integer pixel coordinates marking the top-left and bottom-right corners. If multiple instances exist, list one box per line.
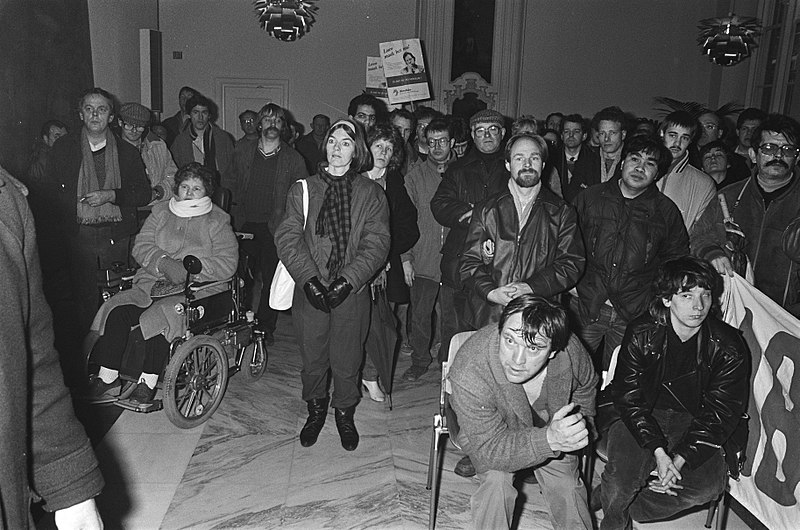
left=469, top=109, right=504, bottom=128
left=119, top=102, right=151, bottom=127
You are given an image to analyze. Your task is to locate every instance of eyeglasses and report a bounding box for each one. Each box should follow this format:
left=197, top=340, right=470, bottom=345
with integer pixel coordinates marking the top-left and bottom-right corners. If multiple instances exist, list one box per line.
left=427, top=137, right=450, bottom=148
left=355, top=112, right=376, bottom=123
left=473, top=125, right=501, bottom=136
left=122, top=122, right=145, bottom=131
left=758, top=143, right=800, bottom=158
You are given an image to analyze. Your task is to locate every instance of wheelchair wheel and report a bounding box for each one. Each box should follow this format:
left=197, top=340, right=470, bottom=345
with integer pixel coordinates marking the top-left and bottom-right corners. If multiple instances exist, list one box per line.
left=163, top=336, right=229, bottom=429
left=240, top=335, right=267, bottom=383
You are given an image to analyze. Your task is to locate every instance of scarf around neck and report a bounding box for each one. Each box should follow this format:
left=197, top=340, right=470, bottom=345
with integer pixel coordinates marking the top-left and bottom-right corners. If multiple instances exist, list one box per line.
left=77, top=128, right=122, bottom=224
left=316, top=167, right=355, bottom=277
left=169, top=196, right=213, bottom=218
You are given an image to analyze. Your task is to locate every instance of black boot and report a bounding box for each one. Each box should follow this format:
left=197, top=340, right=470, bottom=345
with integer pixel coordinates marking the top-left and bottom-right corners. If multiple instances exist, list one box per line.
left=299, top=397, right=329, bottom=447
left=334, top=405, right=359, bottom=451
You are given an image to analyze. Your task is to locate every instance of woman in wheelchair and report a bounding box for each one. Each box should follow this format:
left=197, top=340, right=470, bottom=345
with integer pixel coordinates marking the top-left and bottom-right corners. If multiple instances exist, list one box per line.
left=83, top=162, right=238, bottom=404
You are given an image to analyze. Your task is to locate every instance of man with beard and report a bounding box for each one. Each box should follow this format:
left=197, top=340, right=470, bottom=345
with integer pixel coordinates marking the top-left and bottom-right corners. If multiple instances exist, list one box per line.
left=223, top=103, right=308, bottom=343
left=461, top=133, right=585, bottom=329
left=573, top=135, right=688, bottom=370
left=692, top=114, right=800, bottom=316
left=171, top=94, right=234, bottom=189
left=657, top=111, right=716, bottom=234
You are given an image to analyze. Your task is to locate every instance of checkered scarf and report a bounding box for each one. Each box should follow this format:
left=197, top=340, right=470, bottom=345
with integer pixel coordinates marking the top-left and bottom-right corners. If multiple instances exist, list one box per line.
left=316, top=168, right=355, bottom=277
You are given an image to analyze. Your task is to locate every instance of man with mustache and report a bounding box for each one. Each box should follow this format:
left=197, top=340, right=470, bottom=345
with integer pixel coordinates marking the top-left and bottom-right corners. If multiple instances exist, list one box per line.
left=657, top=111, right=716, bottom=235
left=692, top=113, right=800, bottom=316
left=223, top=103, right=308, bottom=343
left=460, top=133, right=585, bottom=329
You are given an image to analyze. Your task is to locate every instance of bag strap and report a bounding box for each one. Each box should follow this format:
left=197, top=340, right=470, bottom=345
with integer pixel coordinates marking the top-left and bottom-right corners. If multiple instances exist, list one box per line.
left=300, top=179, right=309, bottom=229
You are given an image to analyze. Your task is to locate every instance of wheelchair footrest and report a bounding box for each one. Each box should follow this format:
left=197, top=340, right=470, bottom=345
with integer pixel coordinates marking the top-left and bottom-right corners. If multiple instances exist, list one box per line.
left=115, top=398, right=163, bottom=413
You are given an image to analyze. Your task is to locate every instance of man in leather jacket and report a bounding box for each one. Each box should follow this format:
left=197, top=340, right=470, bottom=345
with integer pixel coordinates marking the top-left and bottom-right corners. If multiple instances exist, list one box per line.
left=573, top=135, right=689, bottom=370
left=460, top=133, right=585, bottom=329
left=600, top=256, right=749, bottom=529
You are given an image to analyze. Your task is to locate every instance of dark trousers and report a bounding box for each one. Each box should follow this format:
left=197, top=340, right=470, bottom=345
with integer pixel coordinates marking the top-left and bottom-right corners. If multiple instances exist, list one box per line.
left=409, top=277, right=440, bottom=368
left=600, top=409, right=727, bottom=529
left=241, top=222, right=279, bottom=333
left=292, top=285, right=370, bottom=409
left=92, top=305, right=170, bottom=375
left=571, top=298, right=627, bottom=371
left=71, top=224, right=130, bottom=336
left=439, top=283, right=469, bottom=363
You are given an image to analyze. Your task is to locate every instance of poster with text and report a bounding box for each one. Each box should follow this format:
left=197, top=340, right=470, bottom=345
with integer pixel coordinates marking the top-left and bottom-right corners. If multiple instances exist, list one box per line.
left=365, top=56, right=388, bottom=99
left=380, top=38, right=430, bottom=105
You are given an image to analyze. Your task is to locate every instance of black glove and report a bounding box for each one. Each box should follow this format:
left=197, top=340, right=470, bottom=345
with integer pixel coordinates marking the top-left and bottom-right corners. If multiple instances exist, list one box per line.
left=326, top=277, right=352, bottom=309
left=303, top=277, right=330, bottom=313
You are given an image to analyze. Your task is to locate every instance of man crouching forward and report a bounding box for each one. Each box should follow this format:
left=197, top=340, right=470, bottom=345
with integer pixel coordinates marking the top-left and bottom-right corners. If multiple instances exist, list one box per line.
left=449, top=294, right=597, bottom=529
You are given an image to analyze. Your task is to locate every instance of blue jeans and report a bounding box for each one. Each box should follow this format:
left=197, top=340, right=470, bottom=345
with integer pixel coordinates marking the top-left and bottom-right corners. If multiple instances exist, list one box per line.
left=600, top=409, right=727, bottom=529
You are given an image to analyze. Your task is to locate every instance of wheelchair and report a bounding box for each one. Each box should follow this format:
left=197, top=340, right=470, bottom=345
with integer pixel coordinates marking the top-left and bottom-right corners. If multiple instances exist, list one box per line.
left=85, top=250, right=267, bottom=430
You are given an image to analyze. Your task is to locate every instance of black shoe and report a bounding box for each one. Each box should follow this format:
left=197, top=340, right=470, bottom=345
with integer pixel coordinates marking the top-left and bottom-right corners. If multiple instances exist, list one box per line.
left=454, top=455, right=476, bottom=477
left=82, top=376, right=121, bottom=404
left=335, top=405, right=359, bottom=451
left=402, top=364, right=428, bottom=382
left=299, top=397, right=329, bottom=447
left=129, top=382, right=157, bottom=404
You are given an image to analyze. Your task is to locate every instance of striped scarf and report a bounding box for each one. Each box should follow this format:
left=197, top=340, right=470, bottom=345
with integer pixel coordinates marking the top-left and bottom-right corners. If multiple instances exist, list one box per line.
left=316, top=168, right=355, bottom=277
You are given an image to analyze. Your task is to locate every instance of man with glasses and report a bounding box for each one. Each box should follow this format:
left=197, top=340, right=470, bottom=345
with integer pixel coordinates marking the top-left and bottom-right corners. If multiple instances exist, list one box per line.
left=347, top=93, right=384, bottom=134
left=550, top=113, right=600, bottom=203
left=692, top=113, right=800, bottom=315
left=224, top=103, right=308, bottom=344
left=237, top=109, right=260, bottom=144
left=432, top=109, right=509, bottom=384
left=118, top=102, right=177, bottom=204
left=401, top=118, right=456, bottom=381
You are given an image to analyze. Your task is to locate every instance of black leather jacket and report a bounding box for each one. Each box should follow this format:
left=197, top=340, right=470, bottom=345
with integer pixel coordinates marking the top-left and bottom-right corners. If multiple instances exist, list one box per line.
left=574, top=178, right=689, bottom=322
left=612, top=314, right=750, bottom=469
left=460, top=186, right=585, bottom=328
left=431, top=149, right=508, bottom=289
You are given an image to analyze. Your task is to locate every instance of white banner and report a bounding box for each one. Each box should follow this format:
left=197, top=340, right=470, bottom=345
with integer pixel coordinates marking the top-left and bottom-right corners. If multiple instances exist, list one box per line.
left=721, top=273, right=800, bottom=530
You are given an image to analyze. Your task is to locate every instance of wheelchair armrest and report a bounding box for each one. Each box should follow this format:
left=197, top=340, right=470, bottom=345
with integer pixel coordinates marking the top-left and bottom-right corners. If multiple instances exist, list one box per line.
left=189, top=278, right=233, bottom=292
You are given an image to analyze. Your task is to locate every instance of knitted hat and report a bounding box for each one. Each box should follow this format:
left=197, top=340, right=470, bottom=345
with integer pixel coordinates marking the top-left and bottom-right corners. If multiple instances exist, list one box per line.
left=119, top=102, right=151, bottom=127
left=469, top=109, right=504, bottom=128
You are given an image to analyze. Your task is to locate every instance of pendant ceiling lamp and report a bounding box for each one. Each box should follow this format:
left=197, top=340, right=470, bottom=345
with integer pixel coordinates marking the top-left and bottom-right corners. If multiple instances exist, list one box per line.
left=254, top=0, right=318, bottom=42
left=697, top=3, right=761, bottom=67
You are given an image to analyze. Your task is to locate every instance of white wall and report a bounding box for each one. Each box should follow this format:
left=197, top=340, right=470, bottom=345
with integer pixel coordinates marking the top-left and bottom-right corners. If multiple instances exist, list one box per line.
left=518, top=0, right=758, bottom=121
left=158, top=0, right=417, bottom=133
left=88, top=0, right=159, bottom=104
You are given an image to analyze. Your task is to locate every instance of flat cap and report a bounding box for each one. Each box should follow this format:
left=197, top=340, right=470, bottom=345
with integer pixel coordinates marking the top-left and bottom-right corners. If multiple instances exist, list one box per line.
left=470, top=109, right=504, bottom=128
left=119, top=102, right=151, bottom=127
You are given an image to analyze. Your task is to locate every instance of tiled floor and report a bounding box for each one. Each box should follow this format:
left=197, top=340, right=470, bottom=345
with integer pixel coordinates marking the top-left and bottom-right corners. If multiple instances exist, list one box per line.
left=85, top=314, right=753, bottom=529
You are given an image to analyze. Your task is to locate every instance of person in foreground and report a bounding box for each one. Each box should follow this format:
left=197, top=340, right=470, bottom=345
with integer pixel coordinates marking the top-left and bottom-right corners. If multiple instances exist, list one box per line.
left=448, top=294, right=598, bottom=529
left=275, top=118, right=390, bottom=451
left=84, top=163, right=238, bottom=404
left=600, top=256, right=749, bottom=529
left=0, top=169, right=104, bottom=528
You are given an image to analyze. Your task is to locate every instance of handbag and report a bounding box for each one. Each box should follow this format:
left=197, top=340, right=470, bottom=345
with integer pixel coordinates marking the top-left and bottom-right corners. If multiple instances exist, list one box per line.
left=269, top=179, right=308, bottom=310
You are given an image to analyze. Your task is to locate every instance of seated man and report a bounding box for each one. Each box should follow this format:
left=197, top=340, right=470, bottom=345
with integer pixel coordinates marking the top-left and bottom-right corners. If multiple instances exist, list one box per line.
left=449, top=294, right=597, bottom=529
left=600, top=256, right=749, bottom=529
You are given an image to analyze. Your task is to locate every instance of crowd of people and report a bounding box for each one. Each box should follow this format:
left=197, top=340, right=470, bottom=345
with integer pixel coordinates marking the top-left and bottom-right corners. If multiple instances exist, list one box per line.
left=9, top=82, right=800, bottom=529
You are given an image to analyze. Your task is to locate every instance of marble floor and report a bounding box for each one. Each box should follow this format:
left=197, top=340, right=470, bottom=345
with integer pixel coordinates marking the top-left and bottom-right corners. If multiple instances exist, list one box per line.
left=83, top=313, right=753, bottom=529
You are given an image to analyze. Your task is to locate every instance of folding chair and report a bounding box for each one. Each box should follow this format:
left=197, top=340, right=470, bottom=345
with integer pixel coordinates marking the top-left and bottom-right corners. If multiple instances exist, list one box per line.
left=426, top=330, right=475, bottom=530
